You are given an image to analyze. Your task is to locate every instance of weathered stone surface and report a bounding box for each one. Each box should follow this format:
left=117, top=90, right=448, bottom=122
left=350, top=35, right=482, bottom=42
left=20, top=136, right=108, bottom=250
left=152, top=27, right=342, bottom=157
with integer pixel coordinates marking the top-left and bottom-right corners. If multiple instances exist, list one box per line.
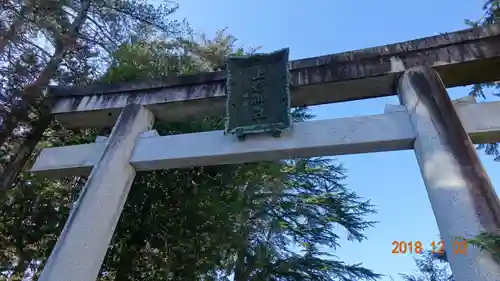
left=49, top=23, right=500, bottom=129
left=398, top=66, right=500, bottom=281
left=32, top=101, right=500, bottom=178
left=37, top=104, right=154, bottom=281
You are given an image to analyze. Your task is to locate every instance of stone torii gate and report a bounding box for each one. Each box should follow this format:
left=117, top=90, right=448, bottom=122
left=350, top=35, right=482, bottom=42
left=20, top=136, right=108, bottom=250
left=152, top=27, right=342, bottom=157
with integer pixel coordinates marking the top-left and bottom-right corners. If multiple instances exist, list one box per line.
left=31, top=23, right=500, bottom=281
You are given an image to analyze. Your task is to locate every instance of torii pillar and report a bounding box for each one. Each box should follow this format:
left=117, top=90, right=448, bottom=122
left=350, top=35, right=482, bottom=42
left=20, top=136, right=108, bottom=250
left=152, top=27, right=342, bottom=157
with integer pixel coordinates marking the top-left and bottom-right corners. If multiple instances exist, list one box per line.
left=37, top=104, right=154, bottom=281
left=398, top=66, right=500, bottom=281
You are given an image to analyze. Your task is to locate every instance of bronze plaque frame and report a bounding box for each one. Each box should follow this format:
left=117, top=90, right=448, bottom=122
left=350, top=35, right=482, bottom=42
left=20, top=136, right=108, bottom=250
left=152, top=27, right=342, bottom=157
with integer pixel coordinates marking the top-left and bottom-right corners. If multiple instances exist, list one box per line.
left=225, top=48, right=292, bottom=140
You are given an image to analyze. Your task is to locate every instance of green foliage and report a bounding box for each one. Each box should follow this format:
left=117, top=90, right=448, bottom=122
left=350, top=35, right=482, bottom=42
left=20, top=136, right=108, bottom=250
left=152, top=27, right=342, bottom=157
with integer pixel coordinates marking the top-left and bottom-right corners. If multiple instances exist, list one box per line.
left=0, top=3, right=380, bottom=280
left=461, top=0, right=500, bottom=260
left=465, top=0, right=500, bottom=26
left=465, top=0, right=500, bottom=160
left=460, top=232, right=500, bottom=262
left=0, top=0, right=190, bottom=192
left=398, top=250, right=453, bottom=281
left=0, top=29, right=381, bottom=281
left=95, top=32, right=380, bottom=281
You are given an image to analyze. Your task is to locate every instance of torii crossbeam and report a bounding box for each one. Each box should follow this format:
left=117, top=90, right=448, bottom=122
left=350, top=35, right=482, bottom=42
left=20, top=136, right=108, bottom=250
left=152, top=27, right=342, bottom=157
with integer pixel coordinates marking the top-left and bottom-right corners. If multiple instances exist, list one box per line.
left=32, top=99, right=500, bottom=177
left=33, top=23, right=500, bottom=281
left=49, top=23, right=500, bottom=128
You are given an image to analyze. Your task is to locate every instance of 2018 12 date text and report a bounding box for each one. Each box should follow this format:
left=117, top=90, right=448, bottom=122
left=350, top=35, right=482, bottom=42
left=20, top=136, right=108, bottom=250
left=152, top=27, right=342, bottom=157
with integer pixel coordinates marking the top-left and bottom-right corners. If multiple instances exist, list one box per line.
left=391, top=240, right=467, bottom=255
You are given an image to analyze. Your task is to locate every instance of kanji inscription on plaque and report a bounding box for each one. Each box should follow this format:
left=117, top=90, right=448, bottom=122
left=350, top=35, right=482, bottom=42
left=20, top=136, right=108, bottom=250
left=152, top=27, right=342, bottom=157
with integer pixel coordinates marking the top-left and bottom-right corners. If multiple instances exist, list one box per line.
left=224, top=48, right=292, bottom=140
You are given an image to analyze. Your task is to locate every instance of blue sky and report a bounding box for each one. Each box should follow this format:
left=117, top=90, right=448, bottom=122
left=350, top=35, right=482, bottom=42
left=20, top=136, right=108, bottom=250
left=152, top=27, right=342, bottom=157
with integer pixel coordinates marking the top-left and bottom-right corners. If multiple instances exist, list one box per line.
left=171, top=0, right=498, bottom=279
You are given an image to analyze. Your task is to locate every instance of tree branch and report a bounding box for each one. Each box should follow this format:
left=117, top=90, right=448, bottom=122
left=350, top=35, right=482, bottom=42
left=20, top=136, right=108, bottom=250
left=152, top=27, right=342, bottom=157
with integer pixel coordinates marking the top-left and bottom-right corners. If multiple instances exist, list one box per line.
left=0, top=0, right=91, bottom=191
left=0, top=4, right=31, bottom=56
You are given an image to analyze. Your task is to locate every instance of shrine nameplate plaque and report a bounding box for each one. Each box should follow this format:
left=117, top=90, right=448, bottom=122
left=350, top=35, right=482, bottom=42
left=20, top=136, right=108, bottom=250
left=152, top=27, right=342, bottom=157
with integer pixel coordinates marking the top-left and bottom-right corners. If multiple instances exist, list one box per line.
left=224, top=48, right=292, bottom=140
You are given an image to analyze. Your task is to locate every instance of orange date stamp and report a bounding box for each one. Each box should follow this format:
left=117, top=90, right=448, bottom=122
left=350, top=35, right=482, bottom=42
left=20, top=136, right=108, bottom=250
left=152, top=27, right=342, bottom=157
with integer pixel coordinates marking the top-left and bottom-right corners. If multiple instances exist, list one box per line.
left=392, top=239, right=468, bottom=255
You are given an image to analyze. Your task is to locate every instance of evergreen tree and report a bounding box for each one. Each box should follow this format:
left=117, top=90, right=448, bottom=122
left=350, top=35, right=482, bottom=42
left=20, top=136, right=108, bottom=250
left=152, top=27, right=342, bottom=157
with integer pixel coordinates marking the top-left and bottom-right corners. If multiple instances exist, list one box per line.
left=0, top=23, right=381, bottom=281
left=458, top=0, right=500, bottom=260
left=0, top=0, right=190, bottom=191
left=464, top=0, right=500, bottom=159
left=95, top=32, right=381, bottom=281
left=398, top=250, right=453, bottom=281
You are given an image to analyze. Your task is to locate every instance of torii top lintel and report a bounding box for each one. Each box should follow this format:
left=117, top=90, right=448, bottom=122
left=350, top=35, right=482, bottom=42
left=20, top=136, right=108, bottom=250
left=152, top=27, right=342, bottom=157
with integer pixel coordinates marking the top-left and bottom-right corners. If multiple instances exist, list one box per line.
left=49, top=23, right=500, bottom=129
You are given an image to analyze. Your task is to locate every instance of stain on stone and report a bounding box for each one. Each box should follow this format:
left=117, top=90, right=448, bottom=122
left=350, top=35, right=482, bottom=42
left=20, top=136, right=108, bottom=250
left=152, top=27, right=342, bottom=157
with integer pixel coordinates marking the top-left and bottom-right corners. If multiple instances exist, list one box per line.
left=68, top=96, right=84, bottom=111
left=126, top=93, right=141, bottom=104
left=184, top=84, right=197, bottom=100
left=83, top=95, right=94, bottom=107
left=107, top=104, right=142, bottom=140
left=99, top=94, right=121, bottom=105
left=405, top=67, right=500, bottom=231
left=48, top=23, right=500, bottom=102
left=49, top=103, right=143, bottom=262
left=202, top=84, right=211, bottom=98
